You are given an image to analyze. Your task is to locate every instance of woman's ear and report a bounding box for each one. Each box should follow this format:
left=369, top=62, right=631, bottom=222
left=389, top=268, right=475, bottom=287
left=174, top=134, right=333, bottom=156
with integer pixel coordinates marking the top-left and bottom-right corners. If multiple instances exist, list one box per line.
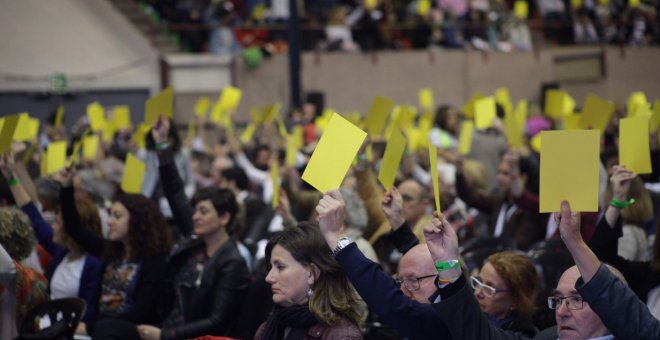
left=219, top=211, right=232, bottom=227
left=307, top=263, right=321, bottom=286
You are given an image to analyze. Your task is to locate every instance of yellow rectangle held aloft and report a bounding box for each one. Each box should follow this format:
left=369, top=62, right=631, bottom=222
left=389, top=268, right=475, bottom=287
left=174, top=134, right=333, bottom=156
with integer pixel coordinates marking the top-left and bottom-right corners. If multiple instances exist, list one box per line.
left=302, top=113, right=367, bottom=192
left=365, top=96, right=395, bottom=137
left=619, top=116, right=652, bottom=174
left=540, top=130, right=600, bottom=212
left=121, top=153, right=146, bottom=194
left=47, top=141, right=67, bottom=175
left=378, top=128, right=407, bottom=191
left=429, top=145, right=441, bottom=214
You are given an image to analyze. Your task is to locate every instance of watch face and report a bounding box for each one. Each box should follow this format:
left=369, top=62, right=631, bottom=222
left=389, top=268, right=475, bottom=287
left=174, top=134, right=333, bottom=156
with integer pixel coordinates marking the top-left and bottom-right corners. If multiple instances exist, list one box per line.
left=338, top=238, right=351, bottom=247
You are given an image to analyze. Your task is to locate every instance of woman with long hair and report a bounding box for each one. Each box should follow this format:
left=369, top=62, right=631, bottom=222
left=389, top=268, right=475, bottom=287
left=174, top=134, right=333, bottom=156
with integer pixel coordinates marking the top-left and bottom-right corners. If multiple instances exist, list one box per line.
left=255, top=223, right=363, bottom=339
left=55, top=167, right=173, bottom=338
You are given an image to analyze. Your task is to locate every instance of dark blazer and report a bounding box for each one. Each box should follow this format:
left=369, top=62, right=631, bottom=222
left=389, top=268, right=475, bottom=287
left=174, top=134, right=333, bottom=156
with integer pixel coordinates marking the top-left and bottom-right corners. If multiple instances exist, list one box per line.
left=158, top=149, right=249, bottom=340
left=455, top=173, right=547, bottom=250
left=21, top=202, right=103, bottom=323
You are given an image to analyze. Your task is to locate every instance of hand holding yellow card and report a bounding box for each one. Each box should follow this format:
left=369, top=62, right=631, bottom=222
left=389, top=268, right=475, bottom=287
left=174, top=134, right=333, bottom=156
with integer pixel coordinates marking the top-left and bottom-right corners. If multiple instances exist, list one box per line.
left=145, top=87, right=174, bottom=126
left=580, top=94, right=614, bottom=133
left=13, top=114, right=40, bottom=142
left=429, top=145, right=441, bottom=214
left=540, top=130, right=600, bottom=212
left=365, top=96, right=394, bottom=137
left=0, top=115, right=20, bottom=155
left=121, top=153, right=146, bottom=194
left=195, top=96, right=211, bottom=118
left=47, top=141, right=67, bottom=175
left=475, top=96, right=496, bottom=129
left=87, top=102, right=106, bottom=132
left=619, top=116, right=652, bottom=174
left=627, top=91, right=647, bottom=116
left=113, top=106, right=131, bottom=130
left=83, top=135, right=100, bottom=161
left=419, top=88, right=434, bottom=111
left=302, top=113, right=367, bottom=192
left=378, top=128, right=407, bottom=191
left=217, top=86, right=242, bottom=114
left=545, top=89, right=574, bottom=119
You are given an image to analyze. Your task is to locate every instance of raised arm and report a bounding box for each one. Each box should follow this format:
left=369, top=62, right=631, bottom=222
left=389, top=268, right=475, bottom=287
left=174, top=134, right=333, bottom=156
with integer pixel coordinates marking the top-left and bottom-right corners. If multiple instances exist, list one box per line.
left=382, top=188, right=419, bottom=253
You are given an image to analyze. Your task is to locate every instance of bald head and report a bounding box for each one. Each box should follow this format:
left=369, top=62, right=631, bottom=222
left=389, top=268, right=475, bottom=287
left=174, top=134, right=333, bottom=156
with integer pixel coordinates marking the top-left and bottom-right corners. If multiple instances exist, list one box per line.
left=398, top=244, right=437, bottom=304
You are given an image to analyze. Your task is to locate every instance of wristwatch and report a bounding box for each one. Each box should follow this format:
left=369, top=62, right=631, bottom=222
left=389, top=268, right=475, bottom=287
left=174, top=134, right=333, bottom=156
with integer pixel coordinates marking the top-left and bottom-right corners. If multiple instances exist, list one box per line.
left=332, top=237, right=353, bottom=257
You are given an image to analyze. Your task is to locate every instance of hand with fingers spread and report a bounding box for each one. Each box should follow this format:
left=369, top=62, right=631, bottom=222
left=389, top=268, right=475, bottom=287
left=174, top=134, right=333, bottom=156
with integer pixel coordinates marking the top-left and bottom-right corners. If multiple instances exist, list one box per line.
left=610, top=165, right=636, bottom=201
left=382, top=187, right=405, bottom=230
left=424, top=212, right=462, bottom=280
left=556, top=200, right=582, bottom=246
left=151, top=117, right=170, bottom=145
left=316, top=190, right=347, bottom=250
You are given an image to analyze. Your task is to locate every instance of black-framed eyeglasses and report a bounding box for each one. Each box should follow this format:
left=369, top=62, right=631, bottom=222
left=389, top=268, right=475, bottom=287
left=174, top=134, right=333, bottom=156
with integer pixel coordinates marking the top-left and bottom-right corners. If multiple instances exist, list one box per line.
left=395, top=274, right=436, bottom=291
left=547, top=295, right=586, bottom=310
left=469, top=276, right=510, bottom=297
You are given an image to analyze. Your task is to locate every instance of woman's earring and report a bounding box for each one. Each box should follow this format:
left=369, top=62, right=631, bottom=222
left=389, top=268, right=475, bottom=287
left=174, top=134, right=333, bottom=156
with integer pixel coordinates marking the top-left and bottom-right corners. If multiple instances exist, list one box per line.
left=307, top=287, right=313, bottom=298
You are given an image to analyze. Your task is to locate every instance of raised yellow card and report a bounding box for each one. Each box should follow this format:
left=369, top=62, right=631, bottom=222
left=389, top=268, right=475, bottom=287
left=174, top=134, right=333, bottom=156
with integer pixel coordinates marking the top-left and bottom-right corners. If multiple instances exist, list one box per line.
left=393, top=105, right=417, bottom=129
left=417, top=0, right=431, bottom=16
left=530, top=134, right=542, bottom=153
left=365, top=96, right=395, bottom=136
left=458, top=121, right=474, bottom=155
left=514, top=1, right=529, bottom=19
left=302, top=113, right=367, bottom=192
left=475, top=96, right=496, bottom=129
left=545, top=89, right=574, bottom=119
left=419, top=88, right=434, bottom=111
left=67, top=140, right=83, bottom=167
left=633, top=104, right=652, bottom=118
left=195, top=96, right=211, bottom=118
left=271, top=162, right=280, bottom=209
left=0, top=115, right=20, bottom=155
left=627, top=91, right=647, bottom=116
left=113, top=106, right=131, bottom=129
left=463, top=92, right=485, bottom=119
left=495, top=87, right=512, bottom=116
left=121, top=153, right=146, bottom=194
left=620, top=116, right=651, bottom=174
left=571, top=0, right=583, bottom=9
left=46, top=141, right=67, bottom=175
left=540, top=130, right=600, bottom=212
left=580, top=94, right=614, bottom=133
left=83, top=135, right=100, bottom=161
left=261, top=103, right=281, bottom=125
left=378, top=128, right=407, bottom=191
left=240, top=123, right=257, bottom=144
left=429, top=145, right=441, bottom=213
left=217, top=86, right=242, bottom=114
left=563, top=114, right=582, bottom=130
left=87, top=102, right=106, bottom=132
left=651, top=100, right=660, bottom=132
left=365, top=0, right=378, bottom=10
left=14, top=114, right=40, bottom=142
left=629, top=0, right=640, bottom=7
left=55, top=106, right=65, bottom=129
left=145, top=87, right=174, bottom=126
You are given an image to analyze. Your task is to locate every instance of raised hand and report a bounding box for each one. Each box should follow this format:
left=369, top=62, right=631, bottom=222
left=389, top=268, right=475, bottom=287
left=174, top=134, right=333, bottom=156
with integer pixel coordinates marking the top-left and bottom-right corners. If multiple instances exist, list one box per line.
left=151, top=117, right=170, bottom=145
left=52, top=166, right=75, bottom=187
left=316, top=190, right=346, bottom=249
left=382, top=187, right=405, bottom=230
left=610, top=165, right=636, bottom=201
left=0, top=152, right=16, bottom=178
left=424, top=212, right=459, bottom=263
left=555, top=200, right=582, bottom=246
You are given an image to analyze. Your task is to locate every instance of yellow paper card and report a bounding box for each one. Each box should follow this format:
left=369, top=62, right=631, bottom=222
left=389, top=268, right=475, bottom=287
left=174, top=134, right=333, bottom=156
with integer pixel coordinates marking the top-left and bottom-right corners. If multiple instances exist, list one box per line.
left=217, top=86, right=242, bottom=114
left=378, top=128, right=407, bottom=191
left=83, top=135, right=100, bottom=161
left=121, top=153, right=146, bottom=194
left=195, top=96, right=211, bottom=118
left=210, top=102, right=223, bottom=123
left=13, top=114, right=35, bottom=142
left=55, top=106, right=65, bottom=129
left=68, top=140, right=83, bottom=167
left=545, top=89, right=574, bottom=119
left=393, top=105, right=417, bottom=129
left=46, top=141, right=67, bottom=175
left=365, top=96, right=395, bottom=136
left=563, top=115, right=582, bottom=130
left=514, top=1, right=529, bottom=19
left=285, top=136, right=299, bottom=167
left=530, top=134, right=542, bottom=153
left=240, top=123, right=257, bottom=144
left=132, top=123, right=151, bottom=149
left=504, top=106, right=524, bottom=149
left=145, top=87, right=174, bottom=126
left=571, top=0, right=583, bottom=9
left=419, top=88, right=434, bottom=111
left=627, top=91, right=647, bottom=116
left=87, top=102, right=106, bottom=132
left=633, top=104, right=652, bottom=118
left=113, top=106, right=131, bottom=129
left=302, top=113, right=367, bottom=192
left=495, top=87, right=512, bottom=116
left=540, top=130, right=600, bottom=212
left=0, top=115, right=20, bottom=155
left=365, top=0, right=378, bottom=10
left=429, top=145, right=441, bottom=213
left=629, top=0, right=640, bottom=7
left=271, top=162, right=280, bottom=209
left=475, top=96, right=497, bottom=129
left=580, top=94, right=615, bottom=133
left=463, top=92, right=485, bottom=119
left=417, top=0, right=431, bottom=16
left=619, top=116, right=651, bottom=174
left=458, top=121, right=474, bottom=155
left=187, top=120, right=196, bottom=142
left=405, top=127, right=421, bottom=152
left=262, top=103, right=282, bottom=125
left=514, top=100, right=528, bottom=132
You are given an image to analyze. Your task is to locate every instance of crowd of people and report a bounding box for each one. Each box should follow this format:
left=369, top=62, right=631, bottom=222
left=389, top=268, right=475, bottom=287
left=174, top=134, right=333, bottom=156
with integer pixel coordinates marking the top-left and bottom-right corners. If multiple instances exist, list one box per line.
left=0, top=86, right=659, bottom=340
left=140, top=0, right=660, bottom=53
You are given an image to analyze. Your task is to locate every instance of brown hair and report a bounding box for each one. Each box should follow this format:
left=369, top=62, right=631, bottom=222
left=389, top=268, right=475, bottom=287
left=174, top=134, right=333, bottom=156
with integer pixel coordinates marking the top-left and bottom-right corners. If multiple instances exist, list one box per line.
left=57, top=198, right=103, bottom=257
left=0, top=207, right=35, bottom=261
left=105, top=193, right=173, bottom=261
left=486, top=251, right=538, bottom=316
left=266, top=223, right=363, bottom=326
left=618, top=177, right=653, bottom=227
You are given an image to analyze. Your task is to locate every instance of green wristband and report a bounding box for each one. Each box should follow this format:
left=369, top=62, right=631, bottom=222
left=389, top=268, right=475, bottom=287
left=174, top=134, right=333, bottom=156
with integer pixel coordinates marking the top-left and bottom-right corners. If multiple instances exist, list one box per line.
left=610, top=198, right=635, bottom=209
left=7, top=177, right=20, bottom=187
left=155, top=141, right=170, bottom=151
left=435, top=260, right=460, bottom=272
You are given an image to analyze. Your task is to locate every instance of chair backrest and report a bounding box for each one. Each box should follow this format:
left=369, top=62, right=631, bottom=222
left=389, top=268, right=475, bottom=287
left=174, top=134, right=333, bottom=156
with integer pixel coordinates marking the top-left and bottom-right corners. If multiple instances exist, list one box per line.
left=17, top=298, right=86, bottom=340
